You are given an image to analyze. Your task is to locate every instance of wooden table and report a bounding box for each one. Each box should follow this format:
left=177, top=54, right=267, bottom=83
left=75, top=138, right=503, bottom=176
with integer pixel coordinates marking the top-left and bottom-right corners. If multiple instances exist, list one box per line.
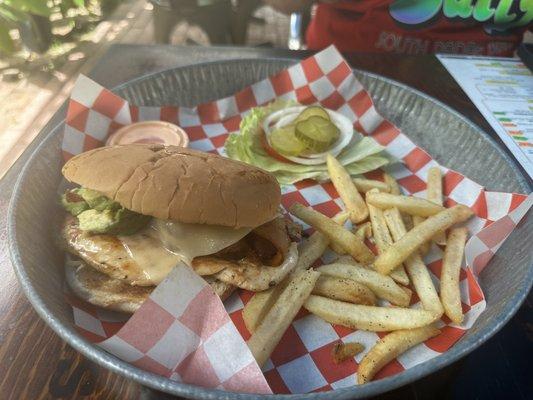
left=0, top=46, right=530, bottom=400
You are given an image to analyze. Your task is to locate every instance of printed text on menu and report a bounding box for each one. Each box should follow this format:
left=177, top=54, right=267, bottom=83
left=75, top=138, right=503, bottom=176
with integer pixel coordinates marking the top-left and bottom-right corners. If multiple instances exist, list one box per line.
left=438, top=54, right=533, bottom=179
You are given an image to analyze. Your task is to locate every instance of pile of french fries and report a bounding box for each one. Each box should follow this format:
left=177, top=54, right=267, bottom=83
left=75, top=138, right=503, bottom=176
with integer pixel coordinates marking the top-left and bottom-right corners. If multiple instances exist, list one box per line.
left=246, top=154, right=473, bottom=385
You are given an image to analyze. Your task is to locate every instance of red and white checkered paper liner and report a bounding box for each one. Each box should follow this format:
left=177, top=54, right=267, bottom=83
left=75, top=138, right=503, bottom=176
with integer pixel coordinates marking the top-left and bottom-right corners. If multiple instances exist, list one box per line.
left=62, top=46, right=532, bottom=394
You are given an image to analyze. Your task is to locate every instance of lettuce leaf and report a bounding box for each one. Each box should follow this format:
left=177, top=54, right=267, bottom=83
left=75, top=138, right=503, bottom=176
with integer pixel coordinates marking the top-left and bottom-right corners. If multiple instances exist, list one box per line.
left=225, top=101, right=395, bottom=185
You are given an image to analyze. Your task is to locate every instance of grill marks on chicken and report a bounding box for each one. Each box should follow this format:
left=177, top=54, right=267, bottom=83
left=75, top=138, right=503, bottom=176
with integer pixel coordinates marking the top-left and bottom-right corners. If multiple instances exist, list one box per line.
left=63, top=216, right=294, bottom=291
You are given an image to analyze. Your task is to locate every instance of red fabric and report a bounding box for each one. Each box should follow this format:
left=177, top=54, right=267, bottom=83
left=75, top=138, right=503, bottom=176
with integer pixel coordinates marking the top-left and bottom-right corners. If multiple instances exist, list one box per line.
left=306, top=1, right=529, bottom=56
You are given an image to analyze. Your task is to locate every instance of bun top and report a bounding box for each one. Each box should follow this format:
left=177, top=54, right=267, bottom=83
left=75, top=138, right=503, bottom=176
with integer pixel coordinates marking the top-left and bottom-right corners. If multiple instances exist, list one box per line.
left=62, top=144, right=281, bottom=228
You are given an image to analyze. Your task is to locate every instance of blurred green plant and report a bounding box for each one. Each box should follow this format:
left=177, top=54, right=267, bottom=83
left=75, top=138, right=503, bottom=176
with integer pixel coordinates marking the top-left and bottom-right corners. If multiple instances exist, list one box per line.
left=0, top=0, right=52, bottom=53
left=0, top=0, right=51, bottom=54
left=0, top=0, right=122, bottom=55
left=0, top=0, right=120, bottom=55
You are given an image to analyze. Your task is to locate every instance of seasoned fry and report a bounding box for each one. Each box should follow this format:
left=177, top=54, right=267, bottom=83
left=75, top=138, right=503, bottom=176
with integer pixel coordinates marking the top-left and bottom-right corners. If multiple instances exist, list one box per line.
left=243, top=231, right=329, bottom=333
left=383, top=207, right=444, bottom=316
left=312, top=275, right=376, bottom=305
left=367, top=190, right=392, bottom=253
left=440, top=227, right=468, bottom=324
left=366, top=189, right=409, bottom=285
left=332, top=342, right=365, bottom=364
left=304, top=295, right=438, bottom=331
left=383, top=173, right=401, bottom=195
left=374, top=205, right=474, bottom=275
left=352, top=178, right=390, bottom=193
left=319, top=263, right=411, bottom=307
left=412, top=167, right=446, bottom=251
left=412, top=215, right=431, bottom=255
left=335, top=254, right=359, bottom=265
left=354, top=222, right=372, bottom=240
left=248, top=269, right=321, bottom=366
left=330, top=211, right=350, bottom=254
left=243, top=283, right=287, bottom=333
left=383, top=173, right=414, bottom=230
left=427, top=167, right=447, bottom=245
left=402, top=212, right=414, bottom=231
left=357, top=325, right=441, bottom=384
left=327, top=154, right=368, bottom=223
left=295, top=231, right=330, bottom=272
left=427, top=167, right=443, bottom=207
left=366, top=192, right=445, bottom=217
left=290, top=203, right=375, bottom=264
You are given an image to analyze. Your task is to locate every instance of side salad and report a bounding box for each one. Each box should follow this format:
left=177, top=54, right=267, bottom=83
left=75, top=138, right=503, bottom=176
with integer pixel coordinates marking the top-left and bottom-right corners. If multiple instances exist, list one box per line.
left=225, top=101, right=393, bottom=185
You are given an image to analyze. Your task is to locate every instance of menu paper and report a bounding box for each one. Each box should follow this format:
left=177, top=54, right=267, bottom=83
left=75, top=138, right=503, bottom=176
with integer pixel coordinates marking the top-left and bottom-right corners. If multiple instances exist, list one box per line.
left=62, top=46, right=532, bottom=394
left=438, top=54, right=533, bottom=179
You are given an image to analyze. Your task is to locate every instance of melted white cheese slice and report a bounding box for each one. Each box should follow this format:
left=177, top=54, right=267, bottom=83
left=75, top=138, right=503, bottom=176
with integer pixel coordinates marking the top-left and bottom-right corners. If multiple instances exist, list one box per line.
left=118, top=219, right=252, bottom=285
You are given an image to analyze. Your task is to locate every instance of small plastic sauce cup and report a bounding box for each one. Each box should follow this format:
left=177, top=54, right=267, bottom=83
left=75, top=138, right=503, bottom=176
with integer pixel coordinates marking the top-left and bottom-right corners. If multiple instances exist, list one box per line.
left=106, top=121, right=189, bottom=147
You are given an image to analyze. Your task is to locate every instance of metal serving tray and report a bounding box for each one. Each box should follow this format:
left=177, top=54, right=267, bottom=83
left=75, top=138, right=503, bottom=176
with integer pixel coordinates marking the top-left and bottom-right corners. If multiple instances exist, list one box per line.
left=8, top=59, right=532, bottom=399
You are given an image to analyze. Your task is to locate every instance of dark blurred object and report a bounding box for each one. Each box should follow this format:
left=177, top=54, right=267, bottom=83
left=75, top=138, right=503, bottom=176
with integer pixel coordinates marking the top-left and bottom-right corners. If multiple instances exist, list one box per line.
left=100, top=0, right=123, bottom=16
left=517, top=43, right=533, bottom=72
left=151, top=0, right=234, bottom=45
left=230, top=0, right=261, bottom=45
left=1, top=68, right=21, bottom=82
left=18, top=14, right=53, bottom=53
left=449, top=292, right=533, bottom=400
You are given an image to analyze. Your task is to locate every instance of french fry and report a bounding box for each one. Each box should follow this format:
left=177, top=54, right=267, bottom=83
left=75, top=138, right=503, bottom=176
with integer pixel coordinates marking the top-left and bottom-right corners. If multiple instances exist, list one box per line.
left=335, top=254, right=359, bottom=265
left=383, top=207, right=444, bottom=316
left=312, top=275, right=376, bottom=305
left=374, top=205, right=474, bottom=275
left=427, top=167, right=443, bottom=207
left=353, top=178, right=390, bottom=193
left=332, top=342, right=365, bottom=364
left=354, top=221, right=372, bottom=240
left=383, top=173, right=414, bottom=230
left=412, top=215, right=431, bottom=255
left=290, top=203, right=375, bottom=264
left=243, top=231, right=329, bottom=333
left=366, top=189, right=409, bottom=286
left=330, top=211, right=350, bottom=254
left=248, top=269, right=320, bottom=366
left=366, top=192, right=445, bottom=217
left=295, top=231, right=330, bottom=272
left=327, top=154, right=368, bottom=223
left=383, top=173, right=401, bottom=195
left=440, top=227, right=468, bottom=324
left=319, top=263, right=411, bottom=307
left=427, top=167, right=447, bottom=245
left=304, top=295, right=438, bottom=331
left=357, top=325, right=441, bottom=384
left=402, top=212, right=414, bottom=231
left=243, top=283, right=287, bottom=333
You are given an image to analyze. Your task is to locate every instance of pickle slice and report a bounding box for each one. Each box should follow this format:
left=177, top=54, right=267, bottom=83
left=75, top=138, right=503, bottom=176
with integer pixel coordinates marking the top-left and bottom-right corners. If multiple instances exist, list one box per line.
left=295, top=116, right=340, bottom=153
left=269, top=124, right=307, bottom=156
left=294, top=106, right=330, bottom=123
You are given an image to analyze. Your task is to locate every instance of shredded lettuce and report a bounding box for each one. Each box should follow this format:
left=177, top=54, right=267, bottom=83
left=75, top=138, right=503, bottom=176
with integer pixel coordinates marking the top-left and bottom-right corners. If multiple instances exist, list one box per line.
left=225, top=101, right=395, bottom=185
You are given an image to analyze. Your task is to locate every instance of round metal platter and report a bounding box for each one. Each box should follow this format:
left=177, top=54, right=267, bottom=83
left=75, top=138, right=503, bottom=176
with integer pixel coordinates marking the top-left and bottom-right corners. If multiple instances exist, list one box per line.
left=8, top=59, right=532, bottom=399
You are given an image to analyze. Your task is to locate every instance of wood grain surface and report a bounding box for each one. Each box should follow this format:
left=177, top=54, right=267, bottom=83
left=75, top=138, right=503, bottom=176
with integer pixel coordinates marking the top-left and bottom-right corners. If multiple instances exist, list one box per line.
left=0, top=47, right=528, bottom=400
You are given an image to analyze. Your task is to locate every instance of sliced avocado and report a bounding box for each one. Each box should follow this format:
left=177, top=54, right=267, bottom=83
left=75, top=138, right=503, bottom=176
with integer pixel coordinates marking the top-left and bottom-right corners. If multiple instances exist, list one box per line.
left=78, top=209, right=116, bottom=233
left=77, top=208, right=151, bottom=235
left=62, top=187, right=150, bottom=235
left=61, top=194, right=89, bottom=216
left=75, top=188, right=120, bottom=211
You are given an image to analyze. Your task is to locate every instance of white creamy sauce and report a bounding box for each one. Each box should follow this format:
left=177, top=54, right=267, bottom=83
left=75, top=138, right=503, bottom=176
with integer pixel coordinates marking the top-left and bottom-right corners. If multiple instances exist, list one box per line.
left=118, top=219, right=252, bottom=285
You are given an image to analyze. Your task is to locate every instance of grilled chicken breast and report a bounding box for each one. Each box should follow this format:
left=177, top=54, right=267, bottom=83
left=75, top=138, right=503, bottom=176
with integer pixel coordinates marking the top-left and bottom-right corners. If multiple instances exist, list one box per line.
left=63, top=216, right=297, bottom=291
